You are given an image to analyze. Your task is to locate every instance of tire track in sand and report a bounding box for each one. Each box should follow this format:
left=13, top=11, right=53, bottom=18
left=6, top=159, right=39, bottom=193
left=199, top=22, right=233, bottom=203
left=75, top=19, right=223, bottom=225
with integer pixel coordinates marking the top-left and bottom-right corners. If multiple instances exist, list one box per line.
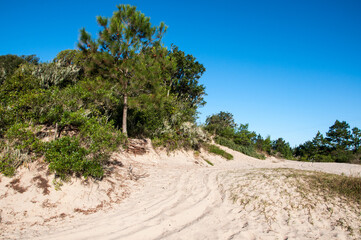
left=31, top=166, right=238, bottom=240
left=7, top=147, right=361, bottom=240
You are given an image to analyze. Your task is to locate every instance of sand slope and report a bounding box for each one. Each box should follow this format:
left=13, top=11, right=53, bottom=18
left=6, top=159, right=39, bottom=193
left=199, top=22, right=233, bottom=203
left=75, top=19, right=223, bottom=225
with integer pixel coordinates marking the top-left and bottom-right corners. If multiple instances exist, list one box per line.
left=1, top=142, right=361, bottom=239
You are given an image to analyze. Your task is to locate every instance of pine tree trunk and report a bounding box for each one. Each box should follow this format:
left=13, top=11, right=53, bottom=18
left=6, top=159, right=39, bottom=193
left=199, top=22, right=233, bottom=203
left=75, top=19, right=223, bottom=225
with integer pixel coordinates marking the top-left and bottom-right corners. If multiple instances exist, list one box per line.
left=167, top=78, right=173, bottom=97
left=122, top=93, right=128, bottom=137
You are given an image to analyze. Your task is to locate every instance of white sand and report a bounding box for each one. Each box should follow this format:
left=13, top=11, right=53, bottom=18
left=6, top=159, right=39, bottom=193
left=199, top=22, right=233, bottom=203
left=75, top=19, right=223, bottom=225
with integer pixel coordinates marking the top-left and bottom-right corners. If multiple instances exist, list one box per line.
left=1, top=141, right=360, bottom=239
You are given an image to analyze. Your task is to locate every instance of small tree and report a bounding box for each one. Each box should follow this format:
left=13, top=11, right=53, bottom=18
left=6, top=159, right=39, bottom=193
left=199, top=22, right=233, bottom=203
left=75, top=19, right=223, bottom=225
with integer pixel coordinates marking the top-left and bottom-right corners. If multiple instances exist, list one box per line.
left=78, top=4, right=167, bottom=136
left=294, top=140, right=316, bottom=160
left=272, top=138, right=293, bottom=159
left=262, top=136, right=272, bottom=154
left=234, top=123, right=256, bottom=146
left=326, top=120, right=352, bottom=150
left=167, top=45, right=206, bottom=108
left=205, top=111, right=237, bottom=137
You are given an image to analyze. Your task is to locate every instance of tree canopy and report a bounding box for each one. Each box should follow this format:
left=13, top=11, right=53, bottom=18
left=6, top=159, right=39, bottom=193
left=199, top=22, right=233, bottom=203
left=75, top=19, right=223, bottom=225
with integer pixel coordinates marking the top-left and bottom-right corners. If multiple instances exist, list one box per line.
left=78, top=4, right=168, bottom=136
left=0, top=54, right=39, bottom=84
left=326, top=120, right=352, bottom=150
left=295, top=120, right=360, bottom=163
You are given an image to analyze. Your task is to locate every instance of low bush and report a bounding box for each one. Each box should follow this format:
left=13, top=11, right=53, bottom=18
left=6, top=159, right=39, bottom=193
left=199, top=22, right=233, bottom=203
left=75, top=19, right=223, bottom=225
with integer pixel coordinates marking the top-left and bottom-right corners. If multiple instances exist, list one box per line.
left=1, top=123, right=43, bottom=176
left=204, top=144, right=233, bottom=160
left=0, top=154, right=16, bottom=177
left=45, top=136, right=103, bottom=180
left=79, top=116, right=124, bottom=163
left=0, top=115, right=124, bottom=180
left=215, top=136, right=265, bottom=160
left=42, top=115, right=124, bottom=180
left=152, top=122, right=208, bottom=151
left=5, top=123, right=44, bottom=155
left=313, top=154, right=334, bottom=162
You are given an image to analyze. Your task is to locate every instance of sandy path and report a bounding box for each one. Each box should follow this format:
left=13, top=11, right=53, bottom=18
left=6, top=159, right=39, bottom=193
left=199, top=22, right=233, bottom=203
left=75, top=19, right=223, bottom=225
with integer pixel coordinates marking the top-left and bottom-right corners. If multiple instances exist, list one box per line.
left=2, top=146, right=361, bottom=239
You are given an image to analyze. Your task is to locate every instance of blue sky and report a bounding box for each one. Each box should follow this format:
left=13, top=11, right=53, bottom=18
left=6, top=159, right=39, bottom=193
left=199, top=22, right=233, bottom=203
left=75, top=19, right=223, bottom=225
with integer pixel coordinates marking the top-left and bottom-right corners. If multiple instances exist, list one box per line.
left=1, top=0, right=360, bottom=146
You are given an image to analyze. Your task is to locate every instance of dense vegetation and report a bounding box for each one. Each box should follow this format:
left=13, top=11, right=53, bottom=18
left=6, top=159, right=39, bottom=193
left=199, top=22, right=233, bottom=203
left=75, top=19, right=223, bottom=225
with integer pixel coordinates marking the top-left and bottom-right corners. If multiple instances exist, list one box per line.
left=294, top=120, right=361, bottom=163
left=204, top=112, right=361, bottom=163
left=204, top=111, right=293, bottom=160
left=0, top=4, right=207, bottom=178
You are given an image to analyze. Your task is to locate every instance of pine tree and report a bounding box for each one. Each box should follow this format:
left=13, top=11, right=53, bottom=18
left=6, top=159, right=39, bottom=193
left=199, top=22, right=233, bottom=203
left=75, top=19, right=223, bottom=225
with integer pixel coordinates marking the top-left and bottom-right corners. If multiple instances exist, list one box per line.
left=262, top=136, right=272, bottom=154
left=326, top=120, right=352, bottom=150
left=78, top=4, right=167, bottom=136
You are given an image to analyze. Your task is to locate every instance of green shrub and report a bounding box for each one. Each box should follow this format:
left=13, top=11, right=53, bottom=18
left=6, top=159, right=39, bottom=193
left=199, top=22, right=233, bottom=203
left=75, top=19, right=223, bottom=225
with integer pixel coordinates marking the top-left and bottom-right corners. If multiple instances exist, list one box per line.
left=60, top=109, right=89, bottom=128
left=45, top=136, right=103, bottom=180
left=0, top=106, right=9, bottom=136
left=0, top=156, right=16, bottom=176
left=79, top=116, right=124, bottom=163
left=39, top=101, right=64, bottom=125
left=0, top=54, right=39, bottom=85
left=1, top=123, right=43, bottom=176
left=152, top=121, right=208, bottom=151
left=215, top=136, right=265, bottom=160
left=0, top=145, right=16, bottom=176
left=332, top=150, right=353, bottom=163
left=0, top=72, right=46, bottom=126
left=1, top=116, right=123, bottom=179
left=5, top=123, right=44, bottom=155
left=152, top=134, right=183, bottom=151
left=205, top=144, right=233, bottom=160
left=42, top=115, right=123, bottom=180
left=313, top=154, right=334, bottom=162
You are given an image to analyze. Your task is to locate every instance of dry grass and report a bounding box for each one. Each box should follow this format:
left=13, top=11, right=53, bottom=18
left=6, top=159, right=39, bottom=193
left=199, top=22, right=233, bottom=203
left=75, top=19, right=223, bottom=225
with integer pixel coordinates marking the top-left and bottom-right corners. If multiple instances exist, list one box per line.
left=225, top=168, right=361, bottom=237
left=0, top=146, right=33, bottom=176
left=277, top=168, right=361, bottom=206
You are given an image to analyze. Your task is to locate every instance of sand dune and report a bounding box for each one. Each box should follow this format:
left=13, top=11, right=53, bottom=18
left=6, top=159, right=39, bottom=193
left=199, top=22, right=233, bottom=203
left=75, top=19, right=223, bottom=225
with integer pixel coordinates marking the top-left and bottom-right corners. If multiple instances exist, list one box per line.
left=1, top=142, right=360, bottom=239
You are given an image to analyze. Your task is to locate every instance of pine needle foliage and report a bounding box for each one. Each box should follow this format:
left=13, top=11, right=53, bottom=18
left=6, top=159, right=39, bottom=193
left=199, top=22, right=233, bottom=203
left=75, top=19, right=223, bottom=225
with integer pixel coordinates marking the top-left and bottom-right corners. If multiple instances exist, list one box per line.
left=78, top=4, right=169, bottom=136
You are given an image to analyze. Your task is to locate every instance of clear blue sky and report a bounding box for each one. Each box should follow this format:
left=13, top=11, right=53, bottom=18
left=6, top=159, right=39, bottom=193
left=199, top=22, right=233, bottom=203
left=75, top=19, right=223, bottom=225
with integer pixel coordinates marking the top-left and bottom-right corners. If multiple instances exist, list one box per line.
left=1, top=0, right=360, bottom=146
